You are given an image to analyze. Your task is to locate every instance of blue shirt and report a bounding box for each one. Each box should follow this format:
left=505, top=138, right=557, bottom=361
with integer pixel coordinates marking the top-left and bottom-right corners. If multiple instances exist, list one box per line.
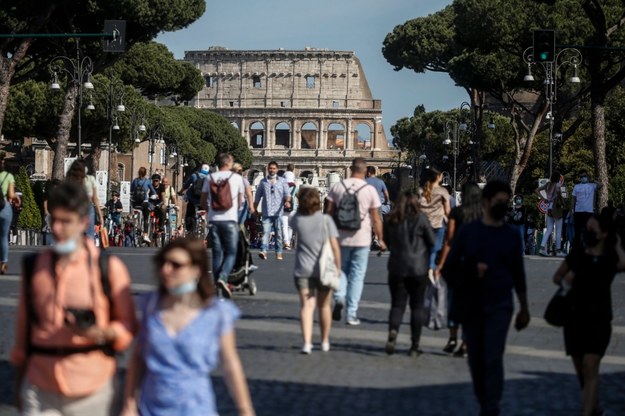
left=137, top=293, right=240, bottom=416
left=255, top=177, right=290, bottom=217
left=130, top=178, right=156, bottom=204
left=366, top=176, right=388, bottom=205
left=183, top=172, right=207, bottom=205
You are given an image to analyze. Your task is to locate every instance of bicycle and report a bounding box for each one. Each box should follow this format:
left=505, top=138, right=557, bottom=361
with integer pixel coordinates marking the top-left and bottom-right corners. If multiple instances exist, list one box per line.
left=193, top=209, right=208, bottom=241
left=131, top=206, right=145, bottom=247
left=162, top=204, right=179, bottom=245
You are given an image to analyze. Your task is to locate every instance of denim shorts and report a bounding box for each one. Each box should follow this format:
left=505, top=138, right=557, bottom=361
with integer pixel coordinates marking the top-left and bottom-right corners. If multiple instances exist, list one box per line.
left=294, top=276, right=330, bottom=293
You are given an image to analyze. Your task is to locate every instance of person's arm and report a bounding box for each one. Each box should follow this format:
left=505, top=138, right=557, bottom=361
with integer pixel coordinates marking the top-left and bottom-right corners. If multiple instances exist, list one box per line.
left=245, top=185, right=255, bottom=215
left=7, top=180, right=15, bottom=202
left=443, top=196, right=451, bottom=218
left=370, top=207, right=386, bottom=251
left=512, top=233, right=530, bottom=330
left=220, top=330, right=255, bottom=416
left=91, top=186, right=104, bottom=224
left=436, top=217, right=456, bottom=277
left=553, top=258, right=572, bottom=286
left=325, top=199, right=335, bottom=217
left=534, top=184, right=546, bottom=198
left=10, top=273, right=29, bottom=412
left=120, top=346, right=145, bottom=416
left=383, top=189, right=390, bottom=205
left=253, top=183, right=264, bottom=213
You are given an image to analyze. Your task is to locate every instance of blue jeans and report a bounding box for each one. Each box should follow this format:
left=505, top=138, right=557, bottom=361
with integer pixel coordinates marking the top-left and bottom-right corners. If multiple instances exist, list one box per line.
left=261, top=215, right=283, bottom=253
left=0, top=202, right=13, bottom=262
left=429, top=226, right=446, bottom=270
left=334, top=246, right=370, bottom=319
left=210, top=221, right=239, bottom=282
left=464, top=304, right=513, bottom=416
left=86, top=204, right=95, bottom=239
left=514, top=224, right=525, bottom=254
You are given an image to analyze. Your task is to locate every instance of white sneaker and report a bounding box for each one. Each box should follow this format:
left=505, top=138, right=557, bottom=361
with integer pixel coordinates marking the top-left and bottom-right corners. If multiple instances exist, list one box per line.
left=301, top=344, right=312, bottom=355
left=321, top=342, right=330, bottom=352
left=555, top=250, right=567, bottom=257
left=143, top=235, right=151, bottom=243
left=346, top=317, right=361, bottom=326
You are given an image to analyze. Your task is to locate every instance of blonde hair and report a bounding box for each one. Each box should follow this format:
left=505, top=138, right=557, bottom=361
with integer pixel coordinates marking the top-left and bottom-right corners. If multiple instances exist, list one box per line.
left=232, top=162, right=243, bottom=173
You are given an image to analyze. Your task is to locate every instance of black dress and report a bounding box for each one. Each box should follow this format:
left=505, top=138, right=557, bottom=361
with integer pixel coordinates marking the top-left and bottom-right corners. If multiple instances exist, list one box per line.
left=563, top=251, right=617, bottom=357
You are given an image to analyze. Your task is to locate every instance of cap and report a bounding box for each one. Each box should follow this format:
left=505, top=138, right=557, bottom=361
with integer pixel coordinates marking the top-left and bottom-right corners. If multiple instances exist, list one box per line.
left=151, top=174, right=161, bottom=180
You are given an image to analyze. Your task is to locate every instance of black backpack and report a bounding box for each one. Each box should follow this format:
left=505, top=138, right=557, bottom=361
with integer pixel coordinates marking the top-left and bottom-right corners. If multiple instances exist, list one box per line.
left=333, top=181, right=368, bottom=230
left=192, top=174, right=206, bottom=198
left=132, top=178, right=148, bottom=204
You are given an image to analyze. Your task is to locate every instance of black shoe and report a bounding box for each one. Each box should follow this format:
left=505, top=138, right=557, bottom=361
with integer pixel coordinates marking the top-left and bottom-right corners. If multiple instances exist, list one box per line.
left=408, top=343, right=422, bottom=357
left=385, top=330, right=398, bottom=355
left=332, top=302, right=343, bottom=322
left=443, top=338, right=457, bottom=354
left=217, top=280, right=232, bottom=299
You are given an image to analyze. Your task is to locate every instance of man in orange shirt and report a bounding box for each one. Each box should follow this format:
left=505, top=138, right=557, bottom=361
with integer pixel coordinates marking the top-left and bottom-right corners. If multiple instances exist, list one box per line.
left=11, top=182, right=137, bottom=415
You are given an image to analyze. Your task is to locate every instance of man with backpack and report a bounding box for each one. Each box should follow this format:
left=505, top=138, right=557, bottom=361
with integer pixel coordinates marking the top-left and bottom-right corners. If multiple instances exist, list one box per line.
left=254, top=161, right=292, bottom=261
left=130, top=167, right=156, bottom=244
left=11, top=181, right=137, bottom=415
left=200, top=153, right=245, bottom=299
left=326, top=158, right=386, bottom=326
left=180, top=163, right=210, bottom=234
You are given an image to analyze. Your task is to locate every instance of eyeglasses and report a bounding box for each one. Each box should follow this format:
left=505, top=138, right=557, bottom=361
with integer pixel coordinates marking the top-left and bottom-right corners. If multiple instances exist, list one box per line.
left=160, top=259, right=191, bottom=270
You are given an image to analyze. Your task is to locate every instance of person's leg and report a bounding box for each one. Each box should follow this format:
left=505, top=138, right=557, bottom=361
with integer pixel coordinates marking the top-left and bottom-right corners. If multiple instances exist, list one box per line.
left=407, top=275, right=428, bottom=348
left=316, top=286, right=332, bottom=348
left=333, top=246, right=351, bottom=307
left=480, top=307, right=513, bottom=416
left=428, top=227, right=445, bottom=270
left=273, top=216, right=283, bottom=254
left=517, top=224, right=525, bottom=254
left=86, top=204, right=96, bottom=239
left=571, top=355, right=585, bottom=389
left=387, top=274, right=408, bottom=332
left=217, top=221, right=239, bottom=279
left=141, top=202, right=151, bottom=234
left=445, top=286, right=459, bottom=352
left=540, top=215, right=554, bottom=253
left=555, top=218, right=563, bottom=251
left=281, top=214, right=290, bottom=247
left=345, top=246, right=370, bottom=322
left=209, top=223, right=224, bottom=278
left=464, top=321, right=487, bottom=410
left=581, top=354, right=602, bottom=416
left=185, top=201, right=196, bottom=233
left=0, top=203, right=13, bottom=264
left=298, top=286, right=316, bottom=351
left=260, top=216, right=271, bottom=254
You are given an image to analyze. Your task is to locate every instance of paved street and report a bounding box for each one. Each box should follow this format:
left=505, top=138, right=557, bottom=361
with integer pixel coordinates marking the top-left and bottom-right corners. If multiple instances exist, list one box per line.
left=1, top=247, right=624, bottom=415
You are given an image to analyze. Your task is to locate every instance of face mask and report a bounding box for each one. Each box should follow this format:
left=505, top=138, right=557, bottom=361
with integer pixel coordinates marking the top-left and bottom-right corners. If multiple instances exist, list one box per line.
left=489, top=202, right=508, bottom=221
left=52, top=237, right=78, bottom=255
left=514, top=199, right=522, bottom=206
left=583, top=229, right=600, bottom=247
left=267, top=174, right=277, bottom=180
left=580, top=176, right=588, bottom=184
left=200, top=169, right=209, bottom=175
left=167, top=280, right=198, bottom=297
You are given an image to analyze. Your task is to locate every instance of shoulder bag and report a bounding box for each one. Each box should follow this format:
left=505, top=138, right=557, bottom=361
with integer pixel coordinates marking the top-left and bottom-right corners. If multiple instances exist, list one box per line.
left=544, top=285, right=571, bottom=327
left=319, top=216, right=341, bottom=291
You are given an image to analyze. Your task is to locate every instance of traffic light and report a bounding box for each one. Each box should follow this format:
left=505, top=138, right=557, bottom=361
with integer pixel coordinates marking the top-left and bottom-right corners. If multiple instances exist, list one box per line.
left=533, top=29, right=555, bottom=62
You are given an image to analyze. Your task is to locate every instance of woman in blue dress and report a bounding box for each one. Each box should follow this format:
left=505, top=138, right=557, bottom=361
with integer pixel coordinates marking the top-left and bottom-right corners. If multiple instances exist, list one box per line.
left=122, top=238, right=255, bottom=416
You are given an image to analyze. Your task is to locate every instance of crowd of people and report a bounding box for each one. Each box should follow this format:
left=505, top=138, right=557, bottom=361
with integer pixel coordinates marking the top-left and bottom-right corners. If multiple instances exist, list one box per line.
left=7, top=155, right=622, bottom=416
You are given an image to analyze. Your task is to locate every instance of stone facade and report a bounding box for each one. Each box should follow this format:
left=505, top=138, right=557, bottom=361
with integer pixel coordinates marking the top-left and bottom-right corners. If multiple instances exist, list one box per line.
left=184, top=47, right=398, bottom=178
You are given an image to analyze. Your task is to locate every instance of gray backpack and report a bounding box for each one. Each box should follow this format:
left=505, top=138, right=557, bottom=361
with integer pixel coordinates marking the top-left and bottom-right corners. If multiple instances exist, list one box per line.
left=333, top=181, right=368, bottom=230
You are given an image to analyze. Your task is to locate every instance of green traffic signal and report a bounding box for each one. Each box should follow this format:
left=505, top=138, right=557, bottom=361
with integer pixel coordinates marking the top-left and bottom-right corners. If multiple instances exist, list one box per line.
left=540, top=52, right=549, bottom=61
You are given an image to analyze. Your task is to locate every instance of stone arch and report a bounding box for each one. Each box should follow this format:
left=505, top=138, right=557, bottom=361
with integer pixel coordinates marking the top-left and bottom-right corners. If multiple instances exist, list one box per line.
left=301, top=170, right=315, bottom=184
left=327, top=122, right=345, bottom=150
left=354, top=122, right=372, bottom=150
left=250, top=121, right=265, bottom=148
left=117, top=163, right=125, bottom=183
left=300, top=122, right=318, bottom=149
left=274, top=121, right=290, bottom=148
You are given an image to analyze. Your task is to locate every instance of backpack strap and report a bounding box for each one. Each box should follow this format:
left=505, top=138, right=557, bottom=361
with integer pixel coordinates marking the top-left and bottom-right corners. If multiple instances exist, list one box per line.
left=98, top=251, right=113, bottom=321
left=22, top=252, right=40, bottom=356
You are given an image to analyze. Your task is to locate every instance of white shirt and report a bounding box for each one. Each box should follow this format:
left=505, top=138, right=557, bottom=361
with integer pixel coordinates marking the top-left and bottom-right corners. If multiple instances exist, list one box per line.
left=572, top=182, right=598, bottom=213
left=202, top=171, right=245, bottom=222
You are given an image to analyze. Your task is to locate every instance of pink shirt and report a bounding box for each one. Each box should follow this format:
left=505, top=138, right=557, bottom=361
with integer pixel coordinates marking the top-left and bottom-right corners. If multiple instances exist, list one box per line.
left=11, top=241, right=137, bottom=397
left=327, top=177, right=381, bottom=247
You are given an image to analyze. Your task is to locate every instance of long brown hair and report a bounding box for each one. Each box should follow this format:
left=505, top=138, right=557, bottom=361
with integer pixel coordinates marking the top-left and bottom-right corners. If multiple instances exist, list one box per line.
left=386, top=191, right=420, bottom=225
left=422, top=167, right=441, bottom=203
left=154, top=238, right=216, bottom=301
left=65, top=159, right=87, bottom=184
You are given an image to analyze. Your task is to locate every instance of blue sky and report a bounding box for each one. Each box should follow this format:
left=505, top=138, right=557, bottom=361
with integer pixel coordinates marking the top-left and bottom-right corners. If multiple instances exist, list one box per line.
left=157, top=0, right=465, bottom=143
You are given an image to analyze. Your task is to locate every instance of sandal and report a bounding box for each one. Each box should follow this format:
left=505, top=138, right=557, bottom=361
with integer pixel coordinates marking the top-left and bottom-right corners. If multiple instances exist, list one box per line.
left=443, top=338, right=457, bottom=354
left=453, top=343, right=467, bottom=358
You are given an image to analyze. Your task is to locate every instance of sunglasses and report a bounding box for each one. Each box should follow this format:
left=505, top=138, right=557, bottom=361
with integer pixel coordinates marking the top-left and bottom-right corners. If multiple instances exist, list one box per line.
left=270, top=185, right=275, bottom=194
left=159, top=259, right=191, bottom=270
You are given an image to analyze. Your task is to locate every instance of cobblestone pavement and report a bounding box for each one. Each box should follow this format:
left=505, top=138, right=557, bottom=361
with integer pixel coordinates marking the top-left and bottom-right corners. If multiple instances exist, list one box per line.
left=1, top=248, right=624, bottom=415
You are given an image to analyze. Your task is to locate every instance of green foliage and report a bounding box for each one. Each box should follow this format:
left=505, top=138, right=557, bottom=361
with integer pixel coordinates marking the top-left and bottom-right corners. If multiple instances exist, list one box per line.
left=15, top=167, right=42, bottom=230
left=4, top=80, right=63, bottom=140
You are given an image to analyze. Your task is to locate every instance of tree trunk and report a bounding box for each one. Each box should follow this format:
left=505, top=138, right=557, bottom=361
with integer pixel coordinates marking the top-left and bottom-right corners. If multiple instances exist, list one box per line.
left=590, top=93, right=608, bottom=209
left=0, top=40, right=32, bottom=136
left=52, top=84, right=79, bottom=179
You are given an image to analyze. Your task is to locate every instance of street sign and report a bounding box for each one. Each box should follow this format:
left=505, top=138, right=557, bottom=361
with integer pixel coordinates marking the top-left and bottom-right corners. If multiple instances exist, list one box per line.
left=537, top=199, right=549, bottom=214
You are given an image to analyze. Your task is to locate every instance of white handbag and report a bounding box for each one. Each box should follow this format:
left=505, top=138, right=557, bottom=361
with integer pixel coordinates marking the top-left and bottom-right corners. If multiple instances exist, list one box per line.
left=319, top=217, right=341, bottom=290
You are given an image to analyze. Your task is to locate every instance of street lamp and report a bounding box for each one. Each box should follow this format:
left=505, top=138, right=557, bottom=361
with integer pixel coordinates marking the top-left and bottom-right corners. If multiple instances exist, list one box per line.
left=148, top=126, right=165, bottom=175
left=443, top=120, right=460, bottom=192
left=129, top=108, right=147, bottom=181
left=49, top=44, right=94, bottom=158
left=523, top=44, right=582, bottom=177
left=86, top=79, right=125, bottom=198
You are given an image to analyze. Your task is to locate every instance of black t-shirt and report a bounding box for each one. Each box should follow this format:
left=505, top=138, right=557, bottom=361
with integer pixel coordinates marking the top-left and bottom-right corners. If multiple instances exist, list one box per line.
left=506, top=205, right=526, bottom=226
left=566, top=250, right=618, bottom=322
left=106, top=199, right=123, bottom=213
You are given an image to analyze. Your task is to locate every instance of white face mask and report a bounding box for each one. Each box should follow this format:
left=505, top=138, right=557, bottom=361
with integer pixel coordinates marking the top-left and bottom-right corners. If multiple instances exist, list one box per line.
left=52, top=237, right=79, bottom=255
left=167, top=280, right=198, bottom=296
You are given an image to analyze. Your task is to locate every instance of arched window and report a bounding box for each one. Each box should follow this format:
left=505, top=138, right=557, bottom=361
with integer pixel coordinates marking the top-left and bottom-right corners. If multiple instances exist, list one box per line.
left=327, top=123, right=345, bottom=150
left=250, top=121, right=265, bottom=148
left=275, top=122, right=290, bottom=148
left=300, top=122, right=318, bottom=149
left=354, top=123, right=372, bottom=149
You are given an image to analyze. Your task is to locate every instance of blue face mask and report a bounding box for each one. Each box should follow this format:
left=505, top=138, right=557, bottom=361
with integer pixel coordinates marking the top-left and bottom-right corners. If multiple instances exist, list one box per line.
left=200, top=169, right=209, bottom=175
left=52, top=237, right=78, bottom=255
left=167, top=280, right=198, bottom=296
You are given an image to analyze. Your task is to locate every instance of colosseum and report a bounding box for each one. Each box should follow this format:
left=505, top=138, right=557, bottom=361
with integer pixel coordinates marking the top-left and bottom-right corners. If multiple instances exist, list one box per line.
left=184, top=47, right=398, bottom=184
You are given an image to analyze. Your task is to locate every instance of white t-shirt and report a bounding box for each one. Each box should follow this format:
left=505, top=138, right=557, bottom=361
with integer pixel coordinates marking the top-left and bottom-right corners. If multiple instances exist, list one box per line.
left=202, top=171, right=245, bottom=222
left=572, top=182, right=598, bottom=213
left=283, top=171, right=295, bottom=184
left=326, top=177, right=381, bottom=247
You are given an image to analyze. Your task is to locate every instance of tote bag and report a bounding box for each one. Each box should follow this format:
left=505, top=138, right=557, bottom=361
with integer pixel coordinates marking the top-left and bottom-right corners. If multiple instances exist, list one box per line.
left=318, top=217, right=341, bottom=291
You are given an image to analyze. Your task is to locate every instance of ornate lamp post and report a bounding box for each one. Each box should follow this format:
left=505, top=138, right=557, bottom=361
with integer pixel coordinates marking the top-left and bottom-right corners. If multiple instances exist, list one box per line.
left=49, top=44, right=94, bottom=158
left=523, top=45, right=582, bottom=177
left=443, top=120, right=460, bottom=192
left=129, top=108, right=146, bottom=181
left=148, top=126, right=165, bottom=176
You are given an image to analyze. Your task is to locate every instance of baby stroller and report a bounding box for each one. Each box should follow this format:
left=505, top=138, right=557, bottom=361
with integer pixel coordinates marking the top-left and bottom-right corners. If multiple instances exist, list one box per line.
left=226, top=224, right=258, bottom=295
